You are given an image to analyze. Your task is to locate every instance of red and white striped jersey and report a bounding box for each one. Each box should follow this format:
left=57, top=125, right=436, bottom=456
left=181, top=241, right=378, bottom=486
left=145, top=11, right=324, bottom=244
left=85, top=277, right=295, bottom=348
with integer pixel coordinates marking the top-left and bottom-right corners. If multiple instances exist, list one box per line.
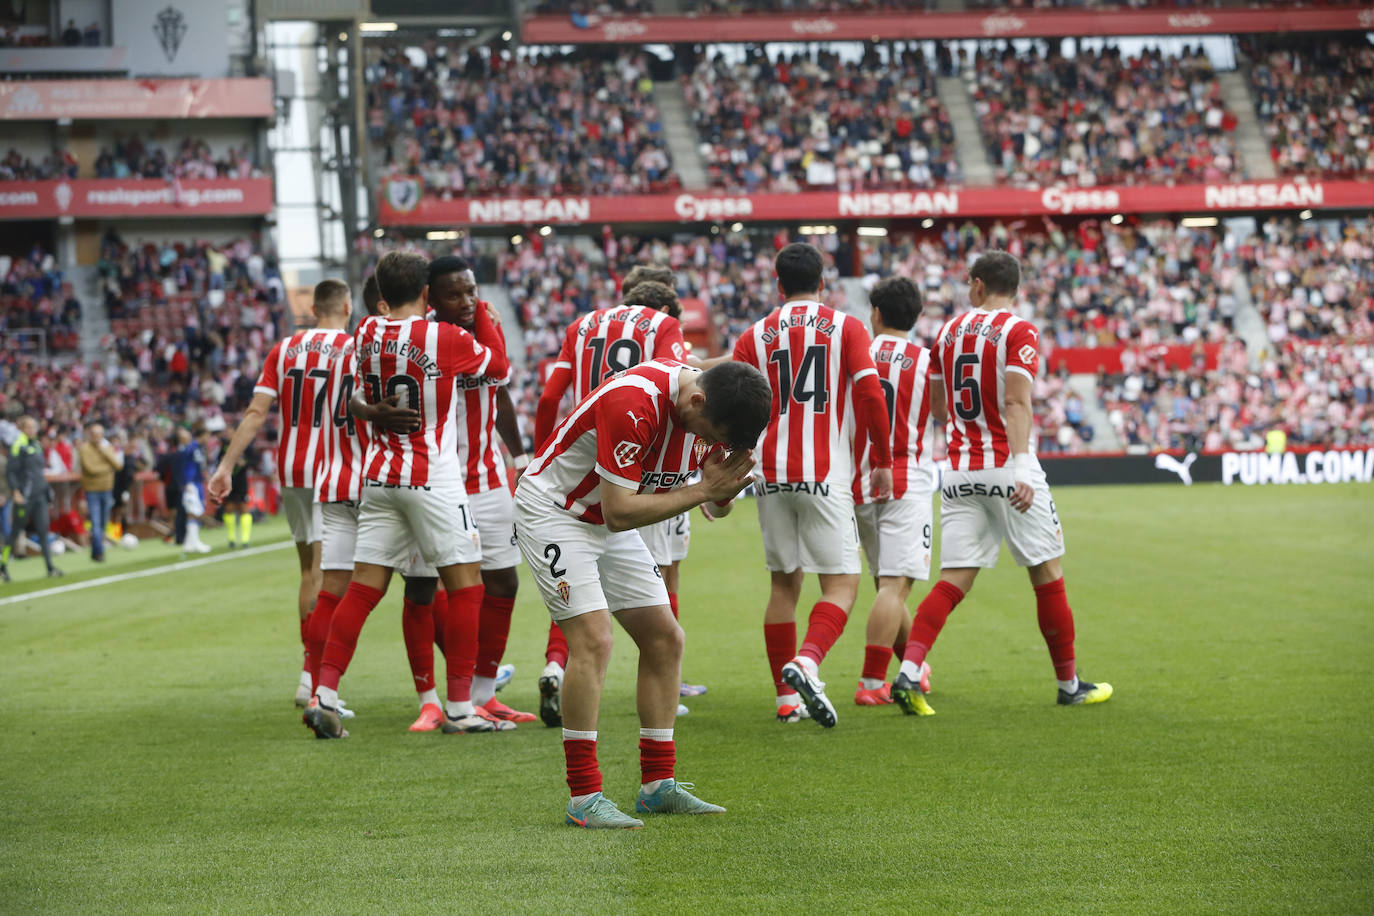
left=552, top=305, right=688, bottom=404
left=732, top=300, right=879, bottom=485
left=353, top=312, right=508, bottom=487
left=523, top=360, right=710, bottom=526
left=455, top=362, right=513, bottom=495
left=316, top=343, right=367, bottom=503
left=254, top=328, right=352, bottom=489
left=932, top=308, right=1040, bottom=471
left=853, top=334, right=935, bottom=504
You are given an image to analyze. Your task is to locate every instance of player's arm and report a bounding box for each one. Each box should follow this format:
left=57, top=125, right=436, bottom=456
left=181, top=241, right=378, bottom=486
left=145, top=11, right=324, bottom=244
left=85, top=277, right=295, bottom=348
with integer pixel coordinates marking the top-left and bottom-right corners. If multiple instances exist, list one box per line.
left=1005, top=323, right=1040, bottom=514
left=600, top=449, right=755, bottom=533
left=534, top=327, right=576, bottom=449
left=845, top=324, right=893, bottom=500
left=442, top=304, right=510, bottom=380
left=493, top=386, right=529, bottom=473
left=208, top=391, right=273, bottom=505
left=348, top=389, right=421, bottom=432
left=930, top=380, right=948, bottom=423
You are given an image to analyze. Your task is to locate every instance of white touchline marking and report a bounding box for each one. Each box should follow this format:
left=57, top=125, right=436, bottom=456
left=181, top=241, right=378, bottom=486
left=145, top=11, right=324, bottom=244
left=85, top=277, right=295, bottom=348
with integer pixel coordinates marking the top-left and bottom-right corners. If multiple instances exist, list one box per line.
left=0, top=541, right=293, bottom=607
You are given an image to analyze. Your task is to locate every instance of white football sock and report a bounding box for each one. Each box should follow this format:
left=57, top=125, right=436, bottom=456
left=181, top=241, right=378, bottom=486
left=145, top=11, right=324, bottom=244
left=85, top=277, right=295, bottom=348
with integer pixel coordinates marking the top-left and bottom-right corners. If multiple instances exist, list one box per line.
left=860, top=677, right=885, bottom=690
left=445, top=699, right=475, bottom=719
left=899, top=659, right=924, bottom=682
left=776, top=692, right=801, bottom=710
left=315, top=685, right=338, bottom=709
left=569, top=792, right=598, bottom=807
left=418, top=688, right=439, bottom=710
left=471, top=676, right=497, bottom=706
left=541, top=660, right=564, bottom=683
left=299, top=669, right=312, bottom=690
left=1058, top=676, right=1079, bottom=694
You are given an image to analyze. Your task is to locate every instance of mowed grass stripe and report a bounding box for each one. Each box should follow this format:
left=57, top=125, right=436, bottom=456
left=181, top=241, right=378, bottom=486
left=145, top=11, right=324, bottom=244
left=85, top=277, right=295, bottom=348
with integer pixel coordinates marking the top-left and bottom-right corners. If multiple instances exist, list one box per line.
left=1, top=484, right=1371, bottom=913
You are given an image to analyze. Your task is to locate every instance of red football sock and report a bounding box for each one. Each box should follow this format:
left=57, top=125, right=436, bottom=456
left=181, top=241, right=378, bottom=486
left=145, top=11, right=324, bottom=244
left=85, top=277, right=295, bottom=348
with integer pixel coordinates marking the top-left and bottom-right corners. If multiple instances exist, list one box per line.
left=305, top=590, right=340, bottom=689
left=443, top=584, right=483, bottom=703
left=401, top=597, right=436, bottom=694
left=667, top=592, right=679, bottom=620
left=763, top=622, right=796, bottom=697
left=475, top=594, right=517, bottom=679
left=546, top=621, right=569, bottom=669
left=318, top=582, right=383, bottom=692
left=564, top=738, right=602, bottom=797
left=431, top=588, right=448, bottom=655
left=862, top=644, right=893, bottom=683
left=903, top=581, right=965, bottom=667
left=639, top=737, right=676, bottom=784
left=1034, top=577, right=1077, bottom=681
left=798, top=601, right=848, bottom=666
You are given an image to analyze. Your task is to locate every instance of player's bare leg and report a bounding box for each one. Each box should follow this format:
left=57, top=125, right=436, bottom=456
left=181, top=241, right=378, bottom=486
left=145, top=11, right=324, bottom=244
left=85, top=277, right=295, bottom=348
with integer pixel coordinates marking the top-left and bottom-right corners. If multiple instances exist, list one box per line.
left=856, top=574, right=914, bottom=705
left=293, top=540, right=321, bottom=707
left=434, top=561, right=500, bottom=733
left=763, top=569, right=805, bottom=720
left=1027, top=558, right=1112, bottom=706
left=399, top=576, right=444, bottom=731
left=472, top=566, right=534, bottom=723
left=781, top=572, right=858, bottom=727
left=660, top=561, right=702, bottom=709
left=615, top=604, right=724, bottom=817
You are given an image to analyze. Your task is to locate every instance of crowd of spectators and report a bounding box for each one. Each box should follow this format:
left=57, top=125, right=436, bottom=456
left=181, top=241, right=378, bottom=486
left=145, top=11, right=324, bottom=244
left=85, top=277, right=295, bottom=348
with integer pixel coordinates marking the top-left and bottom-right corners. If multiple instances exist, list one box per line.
left=0, top=148, right=78, bottom=182
left=1246, top=38, right=1374, bottom=179
left=93, top=138, right=261, bottom=181
left=369, top=47, right=672, bottom=198
left=968, top=44, right=1239, bottom=187
left=1, top=246, right=81, bottom=352
left=686, top=46, right=961, bottom=192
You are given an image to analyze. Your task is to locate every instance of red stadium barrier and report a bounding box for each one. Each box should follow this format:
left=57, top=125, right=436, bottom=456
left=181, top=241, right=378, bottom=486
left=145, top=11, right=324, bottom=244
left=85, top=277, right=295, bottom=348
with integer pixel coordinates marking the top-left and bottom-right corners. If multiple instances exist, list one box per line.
left=0, top=178, right=275, bottom=220
left=522, top=5, right=1374, bottom=45
left=1046, top=344, right=1221, bottom=375
left=377, top=178, right=1374, bottom=227
left=0, top=78, right=275, bottom=121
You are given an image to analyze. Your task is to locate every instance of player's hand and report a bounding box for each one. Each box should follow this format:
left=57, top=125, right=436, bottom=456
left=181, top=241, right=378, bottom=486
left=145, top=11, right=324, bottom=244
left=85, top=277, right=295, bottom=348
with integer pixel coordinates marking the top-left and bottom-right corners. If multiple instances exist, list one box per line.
left=372, top=394, right=421, bottom=433
left=206, top=467, right=231, bottom=507
left=700, top=448, right=754, bottom=503
left=485, top=302, right=501, bottom=327
left=1010, top=480, right=1034, bottom=513
left=12, top=491, right=25, bottom=506
left=700, top=497, right=734, bottom=522
left=871, top=467, right=893, bottom=503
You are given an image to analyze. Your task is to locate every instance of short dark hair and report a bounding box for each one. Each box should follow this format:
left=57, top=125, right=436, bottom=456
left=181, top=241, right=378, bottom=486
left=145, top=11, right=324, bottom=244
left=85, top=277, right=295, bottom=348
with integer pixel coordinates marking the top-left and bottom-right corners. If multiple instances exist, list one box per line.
left=362, top=274, right=382, bottom=316
left=428, top=255, right=471, bottom=287
left=375, top=251, right=428, bottom=307
left=870, top=276, right=921, bottom=332
left=622, top=263, right=674, bottom=296
left=970, top=250, right=1021, bottom=296
left=623, top=280, right=681, bottom=319
left=775, top=243, right=824, bottom=297
left=700, top=362, right=773, bottom=452
left=313, top=278, right=350, bottom=315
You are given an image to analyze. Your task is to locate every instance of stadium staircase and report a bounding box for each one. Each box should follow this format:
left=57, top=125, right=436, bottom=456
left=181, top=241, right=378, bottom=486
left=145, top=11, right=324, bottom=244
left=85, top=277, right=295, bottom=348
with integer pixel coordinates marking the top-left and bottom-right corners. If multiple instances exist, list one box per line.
left=1218, top=69, right=1277, bottom=181
left=1228, top=271, right=1270, bottom=368
left=654, top=81, right=711, bottom=189
left=937, top=77, right=995, bottom=186
left=1067, top=374, right=1122, bottom=451
left=72, top=264, right=110, bottom=364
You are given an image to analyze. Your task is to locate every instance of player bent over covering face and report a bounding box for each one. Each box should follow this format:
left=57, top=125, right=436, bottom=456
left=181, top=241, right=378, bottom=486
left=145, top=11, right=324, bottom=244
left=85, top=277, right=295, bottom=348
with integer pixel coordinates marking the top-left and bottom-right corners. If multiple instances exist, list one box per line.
left=515, top=359, right=771, bottom=829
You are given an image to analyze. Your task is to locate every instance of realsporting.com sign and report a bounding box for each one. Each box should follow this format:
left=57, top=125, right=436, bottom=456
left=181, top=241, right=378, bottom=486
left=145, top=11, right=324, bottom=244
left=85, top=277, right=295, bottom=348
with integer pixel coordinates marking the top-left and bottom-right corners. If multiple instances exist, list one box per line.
left=0, top=178, right=273, bottom=220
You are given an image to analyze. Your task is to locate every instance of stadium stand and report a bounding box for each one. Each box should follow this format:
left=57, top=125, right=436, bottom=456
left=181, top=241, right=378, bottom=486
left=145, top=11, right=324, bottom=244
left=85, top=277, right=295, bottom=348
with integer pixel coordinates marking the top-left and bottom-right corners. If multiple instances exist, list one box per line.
left=1, top=246, right=81, bottom=353
left=368, top=47, right=673, bottom=197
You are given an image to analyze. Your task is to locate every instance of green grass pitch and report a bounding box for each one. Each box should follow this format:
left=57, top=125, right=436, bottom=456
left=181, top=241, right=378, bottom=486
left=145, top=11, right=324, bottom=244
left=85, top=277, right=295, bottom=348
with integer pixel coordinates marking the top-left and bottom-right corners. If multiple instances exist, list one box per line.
left=1, top=484, right=1371, bottom=913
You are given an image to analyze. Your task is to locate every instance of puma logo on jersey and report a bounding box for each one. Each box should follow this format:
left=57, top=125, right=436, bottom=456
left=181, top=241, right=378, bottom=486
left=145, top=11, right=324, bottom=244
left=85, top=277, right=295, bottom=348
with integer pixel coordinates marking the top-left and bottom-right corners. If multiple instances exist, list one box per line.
left=1154, top=452, right=1197, bottom=486
left=626, top=411, right=647, bottom=429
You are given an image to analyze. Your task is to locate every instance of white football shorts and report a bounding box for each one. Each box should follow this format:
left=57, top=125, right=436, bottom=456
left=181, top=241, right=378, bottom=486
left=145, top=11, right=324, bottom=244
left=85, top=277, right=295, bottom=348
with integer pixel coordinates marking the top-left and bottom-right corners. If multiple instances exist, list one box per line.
left=639, top=511, right=690, bottom=567
left=856, top=469, right=936, bottom=581
left=354, top=481, right=481, bottom=570
left=281, top=486, right=322, bottom=545
left=938, top=460, right=1065, bottom=569
left=755, top=481, right=860, bottom=575
left=514, top=479, right=669, bottom=622
left=468, top=486, right=521, bottom=571
left=319, top=500, right=359, bottom=571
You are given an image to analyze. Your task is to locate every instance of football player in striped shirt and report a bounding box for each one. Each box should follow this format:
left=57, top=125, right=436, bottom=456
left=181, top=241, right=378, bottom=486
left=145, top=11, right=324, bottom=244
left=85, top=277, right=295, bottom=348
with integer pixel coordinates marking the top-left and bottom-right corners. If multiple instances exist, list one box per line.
left=303, top=252, right=511, bottom=739
left=208, top=279, right=352, bottom=707
left=732, top=243, right=893, bottom=728
left=516, top=358, right=771, bottom=828
left=851, top=277, right=937, bottom=707
left=534, top=269, right=701, bottom=726
left=425, top=256, right=535, bottom=724
left=891, top=251, right=1113, bottom=715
